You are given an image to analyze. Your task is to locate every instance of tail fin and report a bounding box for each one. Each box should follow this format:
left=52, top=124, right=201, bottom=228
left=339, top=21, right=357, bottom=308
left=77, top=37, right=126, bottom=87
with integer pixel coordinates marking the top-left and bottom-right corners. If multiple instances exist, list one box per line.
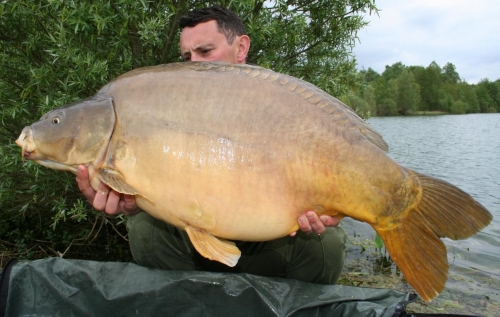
left=375, top=171, right=492, bottom=301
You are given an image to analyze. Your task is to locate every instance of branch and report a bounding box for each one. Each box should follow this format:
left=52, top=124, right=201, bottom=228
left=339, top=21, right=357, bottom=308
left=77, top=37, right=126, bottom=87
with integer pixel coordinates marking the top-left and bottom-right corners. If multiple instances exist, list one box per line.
left=281, top=1, right=370, bottom=63
left=282, top=38, right=323, bottom=63
left=85, top=214, right=101, bottom=240
left=252, top=0, right=265, bottom=17
left=127, top=24, right=143, bottom=68
left=90, top=216, right=105, bottom=244
left=108, top=220, right=129, bottom=242
left=161, top=0, right=188, bottom=63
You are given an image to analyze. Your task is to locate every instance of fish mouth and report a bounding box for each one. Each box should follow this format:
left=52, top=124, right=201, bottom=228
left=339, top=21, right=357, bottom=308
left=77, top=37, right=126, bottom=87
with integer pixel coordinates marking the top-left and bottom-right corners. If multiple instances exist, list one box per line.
left=20, top=148, right=46, bottom=161
left=15, top=126, right=79, bottom=173
left=15, top=127, right=77, bottom=173
left=16, top=127, right=51, bottom=162
left=16, top=127, right=38, bottom=162
left=34, top=159, right=79, bottom=173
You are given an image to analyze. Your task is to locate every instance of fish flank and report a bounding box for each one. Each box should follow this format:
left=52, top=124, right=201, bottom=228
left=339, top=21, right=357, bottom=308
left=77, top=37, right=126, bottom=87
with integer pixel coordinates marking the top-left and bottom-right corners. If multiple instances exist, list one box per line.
left=189, top=61, right=388, bottom=151
left=204, top=63, right=389, bottom=152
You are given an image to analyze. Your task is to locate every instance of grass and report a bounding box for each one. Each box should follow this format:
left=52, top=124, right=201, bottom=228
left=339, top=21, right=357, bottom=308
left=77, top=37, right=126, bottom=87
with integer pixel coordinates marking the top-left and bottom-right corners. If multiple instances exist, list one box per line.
left=408, top=110, right=449, bottom=115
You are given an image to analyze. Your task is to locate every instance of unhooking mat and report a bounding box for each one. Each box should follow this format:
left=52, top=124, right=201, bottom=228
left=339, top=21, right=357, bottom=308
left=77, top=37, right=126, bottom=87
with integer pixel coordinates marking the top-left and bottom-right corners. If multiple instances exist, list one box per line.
left=0, top=257, right=421, bottom=317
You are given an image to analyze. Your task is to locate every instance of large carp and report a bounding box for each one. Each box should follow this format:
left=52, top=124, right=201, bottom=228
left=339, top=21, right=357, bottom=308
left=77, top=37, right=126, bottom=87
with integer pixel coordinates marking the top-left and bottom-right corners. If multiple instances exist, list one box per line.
left=16, top=62, right=492, bottom=301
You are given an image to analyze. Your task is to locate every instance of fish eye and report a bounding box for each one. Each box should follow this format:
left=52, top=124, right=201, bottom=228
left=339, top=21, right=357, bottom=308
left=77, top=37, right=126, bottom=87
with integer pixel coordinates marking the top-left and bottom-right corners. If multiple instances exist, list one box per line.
left=52, top=117, right=61, bottom=125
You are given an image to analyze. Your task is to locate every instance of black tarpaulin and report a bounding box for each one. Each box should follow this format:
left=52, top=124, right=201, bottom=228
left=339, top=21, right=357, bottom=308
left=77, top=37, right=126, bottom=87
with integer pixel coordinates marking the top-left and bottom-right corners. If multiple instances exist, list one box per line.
left=0, top=257, right=413, bottom=317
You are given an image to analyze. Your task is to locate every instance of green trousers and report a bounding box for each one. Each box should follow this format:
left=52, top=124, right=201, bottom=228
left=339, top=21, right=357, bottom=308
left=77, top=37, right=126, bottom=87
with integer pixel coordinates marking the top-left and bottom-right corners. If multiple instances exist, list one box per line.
left=127, top=212, right=347, bottom=285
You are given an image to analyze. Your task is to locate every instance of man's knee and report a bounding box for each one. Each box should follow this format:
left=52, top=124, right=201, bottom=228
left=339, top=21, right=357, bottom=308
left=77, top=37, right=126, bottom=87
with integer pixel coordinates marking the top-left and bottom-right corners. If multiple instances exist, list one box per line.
left=127, top=212, right=196, bottom=270
left=126, top=212, right=158, bottom=268
left=288, top=226, right=347, bottom=284
left=321, top=226, right=347, bottom=284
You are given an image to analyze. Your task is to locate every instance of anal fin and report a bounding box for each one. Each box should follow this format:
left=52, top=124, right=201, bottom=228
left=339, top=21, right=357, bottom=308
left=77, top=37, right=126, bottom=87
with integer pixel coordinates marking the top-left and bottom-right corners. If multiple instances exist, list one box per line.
left=185, top=227, right=241, bottom=267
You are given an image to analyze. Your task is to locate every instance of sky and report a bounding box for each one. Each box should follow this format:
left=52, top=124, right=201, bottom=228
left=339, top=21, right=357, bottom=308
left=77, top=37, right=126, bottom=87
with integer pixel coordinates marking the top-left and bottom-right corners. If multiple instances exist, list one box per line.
left=353, top=0, right=500, bottom=84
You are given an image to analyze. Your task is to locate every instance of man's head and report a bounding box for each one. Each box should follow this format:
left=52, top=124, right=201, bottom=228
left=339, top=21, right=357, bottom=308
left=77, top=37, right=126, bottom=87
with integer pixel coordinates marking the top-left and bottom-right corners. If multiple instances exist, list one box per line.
left=179, top=5, right=250, bottom=64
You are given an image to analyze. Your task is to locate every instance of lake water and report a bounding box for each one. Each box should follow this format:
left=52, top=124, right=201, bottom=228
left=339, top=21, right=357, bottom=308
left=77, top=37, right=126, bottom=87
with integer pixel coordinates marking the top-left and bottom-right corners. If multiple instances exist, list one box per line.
left=343, top=113, right=499, bottom=313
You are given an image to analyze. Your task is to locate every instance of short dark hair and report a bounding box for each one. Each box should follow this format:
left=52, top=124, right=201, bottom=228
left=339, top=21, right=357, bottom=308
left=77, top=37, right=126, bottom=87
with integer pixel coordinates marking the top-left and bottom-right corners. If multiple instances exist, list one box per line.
left=179, top=5, right=247, bottom=44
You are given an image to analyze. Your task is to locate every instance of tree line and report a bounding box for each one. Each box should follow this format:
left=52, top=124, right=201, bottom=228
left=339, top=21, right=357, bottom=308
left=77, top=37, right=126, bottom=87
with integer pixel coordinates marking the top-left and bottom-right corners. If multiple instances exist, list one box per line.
left=343, top=61, right=500, bottom=117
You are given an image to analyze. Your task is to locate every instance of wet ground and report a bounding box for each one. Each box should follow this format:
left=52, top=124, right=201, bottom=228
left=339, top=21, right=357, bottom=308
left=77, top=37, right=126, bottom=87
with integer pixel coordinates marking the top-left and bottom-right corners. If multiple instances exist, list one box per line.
left=339, top=219, right=500, bottom=316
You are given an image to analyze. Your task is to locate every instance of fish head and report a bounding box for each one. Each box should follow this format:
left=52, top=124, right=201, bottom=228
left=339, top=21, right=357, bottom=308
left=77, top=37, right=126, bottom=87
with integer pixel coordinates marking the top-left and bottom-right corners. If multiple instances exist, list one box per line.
left=15, top=96, right=116, bottom=173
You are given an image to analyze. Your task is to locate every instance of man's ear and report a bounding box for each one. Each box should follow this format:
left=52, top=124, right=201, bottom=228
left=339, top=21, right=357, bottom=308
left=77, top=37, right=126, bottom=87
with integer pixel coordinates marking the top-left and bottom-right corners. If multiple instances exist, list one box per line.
left=236, top=35, right=251, bottom=63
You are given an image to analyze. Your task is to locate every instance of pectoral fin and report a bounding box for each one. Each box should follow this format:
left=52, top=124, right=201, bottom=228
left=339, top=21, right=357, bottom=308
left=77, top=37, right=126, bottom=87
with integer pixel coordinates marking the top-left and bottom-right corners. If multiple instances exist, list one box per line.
left=98, top=168, right=139, bottom=195
left=185, top=227, right=241, bottom=267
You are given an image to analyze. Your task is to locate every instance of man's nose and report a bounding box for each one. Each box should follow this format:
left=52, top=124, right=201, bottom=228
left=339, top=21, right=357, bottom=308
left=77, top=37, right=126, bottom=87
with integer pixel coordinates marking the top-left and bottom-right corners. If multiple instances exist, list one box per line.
left=190, top=55, right=209, bottom=62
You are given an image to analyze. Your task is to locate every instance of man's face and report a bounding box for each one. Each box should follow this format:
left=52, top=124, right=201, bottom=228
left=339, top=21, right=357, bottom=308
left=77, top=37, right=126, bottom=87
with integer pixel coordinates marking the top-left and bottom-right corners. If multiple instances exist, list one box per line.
left=180, top=20, right=246, bottom=64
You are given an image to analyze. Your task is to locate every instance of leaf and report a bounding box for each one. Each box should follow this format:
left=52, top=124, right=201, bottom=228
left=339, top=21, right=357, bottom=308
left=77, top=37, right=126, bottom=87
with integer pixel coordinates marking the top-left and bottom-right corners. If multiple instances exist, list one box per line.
left=374, top=233, right=384, bottom=252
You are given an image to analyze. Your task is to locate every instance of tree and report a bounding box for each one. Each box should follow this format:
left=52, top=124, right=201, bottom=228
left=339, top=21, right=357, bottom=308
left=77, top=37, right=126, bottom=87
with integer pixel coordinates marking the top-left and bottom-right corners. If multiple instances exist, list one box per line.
left=344, top=94, right=371, bottom=118
left=355, top=62, right=498, bottom=116
left=415, top=62, right=445, bottom=111
left=244, top=0, right=378, bottom=95
left=373, top=77, right=397, bottom=116
left=0, top=0, right=379, bottom=263
left=396, top=69, right=420, bottom=115
left=441, top=62, right=460, bottom=84
left=475, top=79, right=496, bottom=113
left=362, top=84, right=377, bottom=116
left=382, top=62, right=405, bottom=81
left=359, top=67, right=380, bottom=83
left=486, top=79, right=500, bottom=112
left=459, top=82, right=480, bottom=113
left=449, top=100, right=468, bottom=114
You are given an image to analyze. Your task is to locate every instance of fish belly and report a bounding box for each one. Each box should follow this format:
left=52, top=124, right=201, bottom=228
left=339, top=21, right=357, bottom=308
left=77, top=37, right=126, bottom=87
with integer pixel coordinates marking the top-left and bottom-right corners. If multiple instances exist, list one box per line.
left=108, top=123, right=408, bottom=242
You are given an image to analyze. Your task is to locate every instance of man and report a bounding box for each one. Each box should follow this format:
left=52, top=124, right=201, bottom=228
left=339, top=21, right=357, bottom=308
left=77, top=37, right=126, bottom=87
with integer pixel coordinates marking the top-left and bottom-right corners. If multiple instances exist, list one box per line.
left=76, top=5, right=347, bottom=284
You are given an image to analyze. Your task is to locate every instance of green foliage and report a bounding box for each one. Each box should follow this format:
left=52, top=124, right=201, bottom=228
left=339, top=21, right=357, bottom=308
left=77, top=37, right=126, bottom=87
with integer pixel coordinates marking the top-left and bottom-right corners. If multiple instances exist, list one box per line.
left=460, top=83, right=480, bottom=113
left=420, top=61, right=445, bottom=111
left=0, top=0, right=378, bottom=264
left=382, top=62, right=405, bottom=81
left=450, top=100, right=469, bottom=114
left=352, top=61, right=499, bottom=116
left=359, top=67, right=380, bottom=83
left=476, top=79, right=500, bottom=113
left=374, top=233, right=384, bottom=253
left=240, top=0, right=378, bottom=96
left=343, top=94, right=372, bottom=119
left=396, top=69, right=420, bottom=115
left=373, top=77, right=397, bottom=116
left=441, top=62, right=461, bottom=84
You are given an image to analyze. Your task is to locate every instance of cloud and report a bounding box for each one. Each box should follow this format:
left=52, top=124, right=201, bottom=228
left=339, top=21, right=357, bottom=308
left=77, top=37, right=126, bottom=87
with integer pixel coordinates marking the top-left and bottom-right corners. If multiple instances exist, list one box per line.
left=353, top=0, right=500, bottom=83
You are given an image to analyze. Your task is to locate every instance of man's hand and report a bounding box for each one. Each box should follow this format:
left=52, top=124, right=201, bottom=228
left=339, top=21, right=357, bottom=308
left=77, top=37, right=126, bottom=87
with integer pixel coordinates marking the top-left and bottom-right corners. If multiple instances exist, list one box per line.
left=76, top=165, right=140, bottom=216
left=290, top=210, right=341, bottom=236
